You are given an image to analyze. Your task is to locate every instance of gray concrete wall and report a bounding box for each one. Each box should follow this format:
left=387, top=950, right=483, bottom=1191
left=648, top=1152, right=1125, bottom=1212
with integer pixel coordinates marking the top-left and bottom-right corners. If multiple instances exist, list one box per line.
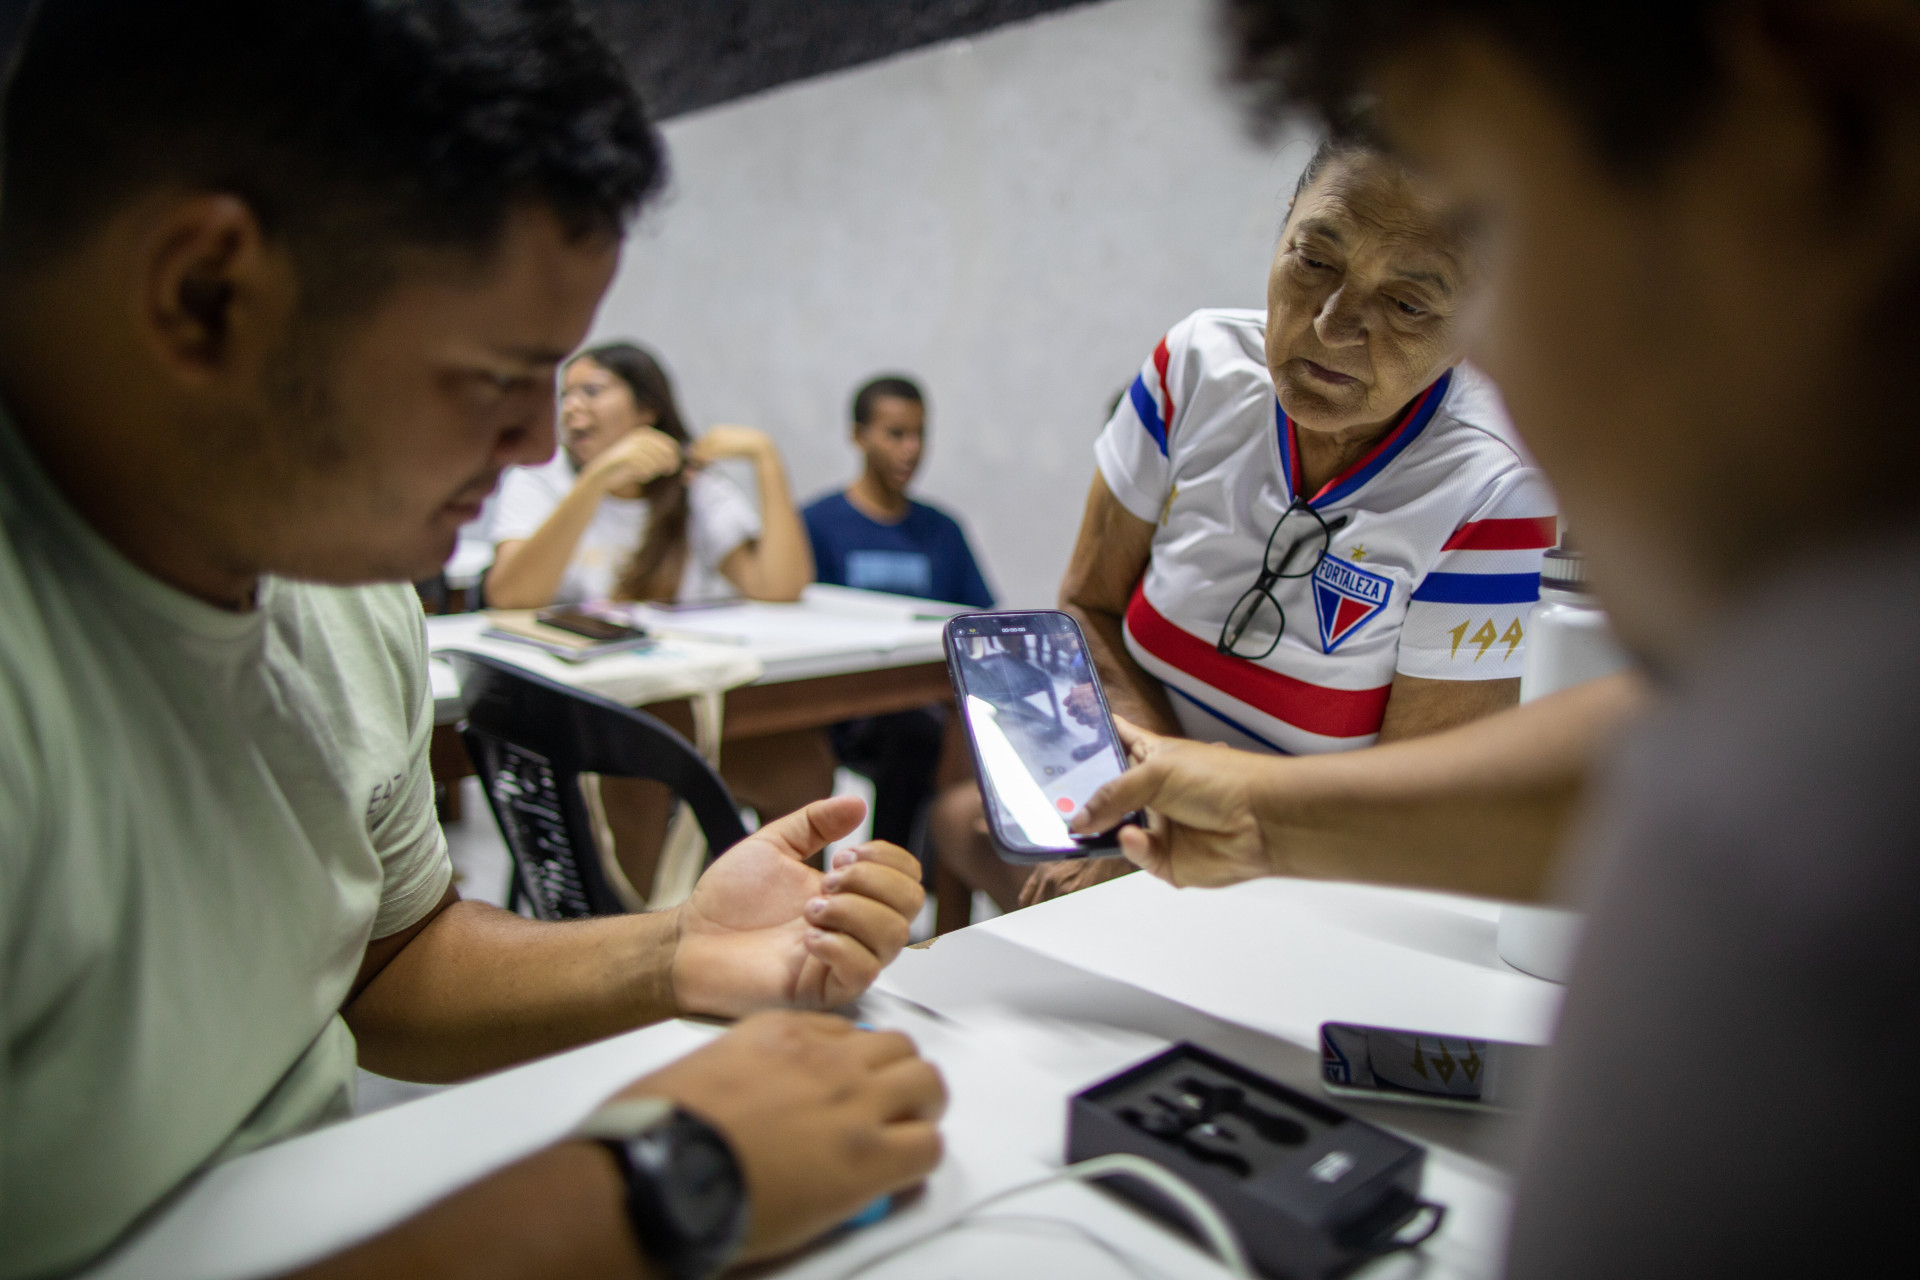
left=588, top=0, right=1315, bottom=606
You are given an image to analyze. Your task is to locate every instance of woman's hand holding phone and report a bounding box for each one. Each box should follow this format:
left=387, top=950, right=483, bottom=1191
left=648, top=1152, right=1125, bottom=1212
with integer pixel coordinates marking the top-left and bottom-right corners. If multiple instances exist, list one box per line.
left=1068, top=716, right=1277, bottom=888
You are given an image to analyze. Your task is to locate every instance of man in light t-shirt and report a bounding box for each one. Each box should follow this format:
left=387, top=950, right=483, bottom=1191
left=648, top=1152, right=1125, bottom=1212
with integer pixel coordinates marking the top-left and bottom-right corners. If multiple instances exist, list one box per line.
left=0, top=5, right=940, bottom=1278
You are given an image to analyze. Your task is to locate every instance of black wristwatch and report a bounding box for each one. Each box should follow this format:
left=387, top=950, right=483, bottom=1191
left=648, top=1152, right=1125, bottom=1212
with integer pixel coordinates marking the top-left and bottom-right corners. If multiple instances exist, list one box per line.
left=578, top=1097, right=749, bottom=1280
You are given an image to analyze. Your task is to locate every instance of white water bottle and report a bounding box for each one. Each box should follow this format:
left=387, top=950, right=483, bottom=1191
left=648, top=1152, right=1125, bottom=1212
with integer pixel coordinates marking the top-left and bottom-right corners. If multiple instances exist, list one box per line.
left=1497, top=539, right=1629, bottom=982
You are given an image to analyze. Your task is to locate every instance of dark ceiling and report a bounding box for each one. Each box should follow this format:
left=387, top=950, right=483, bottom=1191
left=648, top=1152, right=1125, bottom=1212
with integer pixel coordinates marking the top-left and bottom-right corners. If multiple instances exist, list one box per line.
left=0, top=2, right=1103, bottom=121
left=578, top=0, right=1101, bottom=119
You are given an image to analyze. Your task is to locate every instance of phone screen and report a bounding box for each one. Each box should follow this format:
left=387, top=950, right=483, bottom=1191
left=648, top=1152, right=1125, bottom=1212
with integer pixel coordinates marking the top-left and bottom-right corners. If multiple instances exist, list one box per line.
left=1320, top=1021, right=1545, bottom=1112
left=947, top=611, right=1128, bottom=855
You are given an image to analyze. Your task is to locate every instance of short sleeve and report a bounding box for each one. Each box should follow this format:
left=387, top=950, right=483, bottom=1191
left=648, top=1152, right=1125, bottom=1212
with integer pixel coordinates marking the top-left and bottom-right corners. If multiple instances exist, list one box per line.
left=1093, top=327, right=1185, bottom=523
left=369, top=600, right=452, bottom=938
left=489, top=462, right=567, bottom=544
left=1395, top=467, right=1557, bottom=680
left=687, top=470, right=763, bottom=572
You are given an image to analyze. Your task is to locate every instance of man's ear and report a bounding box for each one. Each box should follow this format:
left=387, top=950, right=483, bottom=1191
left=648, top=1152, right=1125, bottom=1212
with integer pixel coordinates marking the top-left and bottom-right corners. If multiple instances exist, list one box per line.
left=139, top=194, right=298, bottom=387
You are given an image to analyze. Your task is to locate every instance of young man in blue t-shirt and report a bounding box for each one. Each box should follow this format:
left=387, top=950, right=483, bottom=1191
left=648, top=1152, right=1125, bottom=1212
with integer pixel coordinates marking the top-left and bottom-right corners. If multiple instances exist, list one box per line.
left=804, top=375, right=994, bottom=610
left=804, top=375, right=994, bottom=857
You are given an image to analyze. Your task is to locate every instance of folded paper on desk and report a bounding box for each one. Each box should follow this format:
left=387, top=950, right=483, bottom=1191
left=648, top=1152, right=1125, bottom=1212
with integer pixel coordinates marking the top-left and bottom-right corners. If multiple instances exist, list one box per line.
left=978, top=872, right=1565, bottom=1050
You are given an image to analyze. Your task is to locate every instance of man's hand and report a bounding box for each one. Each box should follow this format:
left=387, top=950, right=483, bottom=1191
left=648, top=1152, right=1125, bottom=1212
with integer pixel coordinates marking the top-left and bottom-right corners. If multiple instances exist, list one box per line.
left=617, top=1012, right=946, bottom=1262
left=1068, top=716, right=1275, bottom=887
left=1018, top=855, right=1135, bottom=906
left=293, top=1014, right=945, bottom=1279
left=672, top=795, right=923, bottom=1018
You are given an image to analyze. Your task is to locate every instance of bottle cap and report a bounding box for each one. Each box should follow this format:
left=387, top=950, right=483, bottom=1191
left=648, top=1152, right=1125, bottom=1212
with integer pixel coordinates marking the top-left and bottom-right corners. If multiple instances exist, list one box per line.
left=1540, top=546, right=1587, bottom=591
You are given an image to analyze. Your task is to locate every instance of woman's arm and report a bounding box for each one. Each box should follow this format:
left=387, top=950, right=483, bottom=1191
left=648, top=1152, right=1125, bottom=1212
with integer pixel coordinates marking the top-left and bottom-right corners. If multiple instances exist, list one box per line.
left=702, top=426, right=813, bottom=603
left=1057, top=474, right=1183, bottom=736
left=1375, top=672, right=1521, bottom=743
left=1072, top=671, right=1648, bottom=901
left=486, top=429, right=683, bottom=608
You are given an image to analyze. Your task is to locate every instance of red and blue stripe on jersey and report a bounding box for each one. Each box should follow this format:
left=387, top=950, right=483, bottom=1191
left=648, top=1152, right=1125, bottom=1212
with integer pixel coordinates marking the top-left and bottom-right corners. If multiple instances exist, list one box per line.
left=1125, top=585, right=1392, bottom=744
left=1125, top=337, right=1177, bottom=457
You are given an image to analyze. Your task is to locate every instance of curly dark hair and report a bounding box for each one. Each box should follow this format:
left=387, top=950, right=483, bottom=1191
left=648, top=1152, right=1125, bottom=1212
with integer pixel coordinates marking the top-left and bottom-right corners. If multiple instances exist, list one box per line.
left=1221, top=0, right=1724, bottom=176
left=1, top=0, right=665, bottom=314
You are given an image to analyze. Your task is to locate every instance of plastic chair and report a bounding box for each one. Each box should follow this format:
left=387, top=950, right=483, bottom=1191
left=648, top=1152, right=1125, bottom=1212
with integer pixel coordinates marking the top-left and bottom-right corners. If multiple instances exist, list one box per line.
left=451, top=651, right=749, bottom=919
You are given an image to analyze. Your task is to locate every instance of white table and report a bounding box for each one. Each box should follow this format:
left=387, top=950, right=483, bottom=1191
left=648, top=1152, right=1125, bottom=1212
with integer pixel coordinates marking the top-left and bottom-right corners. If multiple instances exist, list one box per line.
left=427, top=613, right=765, bottom=723
left=426, top=583, right=958, bottom=726
left=94, top=875, right=1552, bottom=1279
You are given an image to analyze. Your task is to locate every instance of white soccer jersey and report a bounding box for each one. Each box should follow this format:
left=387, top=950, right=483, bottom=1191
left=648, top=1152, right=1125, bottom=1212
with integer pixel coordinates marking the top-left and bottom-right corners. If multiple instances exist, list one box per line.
left=1095, top=309, right=1555, bottom=756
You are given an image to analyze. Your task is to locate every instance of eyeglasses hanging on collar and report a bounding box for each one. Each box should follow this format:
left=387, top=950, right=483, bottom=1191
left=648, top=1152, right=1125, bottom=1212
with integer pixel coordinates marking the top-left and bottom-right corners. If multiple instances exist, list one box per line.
left=1217, top=499, right=1351, bottom=659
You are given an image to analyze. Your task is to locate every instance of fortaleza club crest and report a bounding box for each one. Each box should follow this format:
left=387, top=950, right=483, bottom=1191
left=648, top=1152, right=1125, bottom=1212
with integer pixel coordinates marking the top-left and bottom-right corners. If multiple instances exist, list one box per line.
left=1312, top=556, right=1393, bottom=652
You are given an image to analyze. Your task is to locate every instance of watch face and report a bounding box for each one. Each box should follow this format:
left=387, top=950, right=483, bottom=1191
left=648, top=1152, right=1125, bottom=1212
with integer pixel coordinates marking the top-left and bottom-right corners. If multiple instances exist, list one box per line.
left=625, top=1108, right=748, bottom=1279
left=658, top=1125, right=743, bottom=1238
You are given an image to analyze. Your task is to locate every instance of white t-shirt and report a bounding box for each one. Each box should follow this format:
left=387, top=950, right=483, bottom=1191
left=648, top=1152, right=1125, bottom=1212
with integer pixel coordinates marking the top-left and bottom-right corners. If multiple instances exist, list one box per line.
left=0, top=405, right=451, bottom=1277
left=491, top=453, right=763, bottom=604
left=1096, top=308, right=1555, bottom=756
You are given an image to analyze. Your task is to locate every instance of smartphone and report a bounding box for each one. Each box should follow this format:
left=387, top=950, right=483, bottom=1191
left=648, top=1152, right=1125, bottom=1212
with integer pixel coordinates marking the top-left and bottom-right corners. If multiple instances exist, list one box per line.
left=1319, top=1021, right=1546, bottom=1113
left=944, top=609, right=1137, bottom=861
left=536, top=606, right=649, bottom=643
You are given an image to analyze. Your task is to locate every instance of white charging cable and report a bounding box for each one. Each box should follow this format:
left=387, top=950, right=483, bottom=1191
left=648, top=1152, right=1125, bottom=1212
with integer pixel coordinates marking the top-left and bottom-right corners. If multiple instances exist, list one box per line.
left=835, top=1152, right=1256, bottom=1279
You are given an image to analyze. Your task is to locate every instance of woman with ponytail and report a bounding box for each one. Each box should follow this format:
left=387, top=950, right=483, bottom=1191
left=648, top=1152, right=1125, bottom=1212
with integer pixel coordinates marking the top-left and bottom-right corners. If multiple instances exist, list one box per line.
left=487, top=342, right=813, bottom=609
left=488, top=344, right=831, bottom=884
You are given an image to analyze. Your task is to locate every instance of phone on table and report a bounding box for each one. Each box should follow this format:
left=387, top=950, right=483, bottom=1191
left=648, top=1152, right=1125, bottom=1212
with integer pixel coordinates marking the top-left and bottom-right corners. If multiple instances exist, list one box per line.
left=943, top=609, right=1139, bottom=861
left=536, top=606, right=649, bottom=643
left=1319, top=1021, right=1546, bottom=1113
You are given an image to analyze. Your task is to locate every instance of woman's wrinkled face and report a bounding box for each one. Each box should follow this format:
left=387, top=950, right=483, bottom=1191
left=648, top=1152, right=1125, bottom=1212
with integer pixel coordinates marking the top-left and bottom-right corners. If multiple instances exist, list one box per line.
left=1267, top=152, right=1471, bottom=437
left=559, top=357, right=656, bottom=467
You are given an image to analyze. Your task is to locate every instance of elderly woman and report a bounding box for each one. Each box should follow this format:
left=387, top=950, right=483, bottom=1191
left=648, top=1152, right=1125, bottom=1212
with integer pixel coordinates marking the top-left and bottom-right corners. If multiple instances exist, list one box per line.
left=934, top=138, right=1555, bottom=915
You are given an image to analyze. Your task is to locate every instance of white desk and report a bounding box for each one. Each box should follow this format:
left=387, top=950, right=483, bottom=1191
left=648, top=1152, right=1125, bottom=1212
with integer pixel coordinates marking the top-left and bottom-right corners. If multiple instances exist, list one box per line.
left=94, top=875, right=1548, bottom=1279
left=425, top=613, right=765, bottom=725
left=427, top=584, right=957, bottom=725
left=631, top=583, right=957, bottom=684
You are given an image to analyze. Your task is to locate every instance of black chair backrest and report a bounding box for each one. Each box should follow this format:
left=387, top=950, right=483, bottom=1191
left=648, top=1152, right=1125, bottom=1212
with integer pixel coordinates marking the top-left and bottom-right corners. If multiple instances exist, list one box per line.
left=450, top=651, right=749, bottom=919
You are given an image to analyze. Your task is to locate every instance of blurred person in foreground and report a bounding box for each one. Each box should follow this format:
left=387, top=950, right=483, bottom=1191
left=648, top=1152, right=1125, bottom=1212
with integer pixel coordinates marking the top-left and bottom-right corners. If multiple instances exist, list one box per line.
left=805, top=374, right=995, bottom=864
left=1070, top=0, right=1920, bottom=1271
left=0, top=3, right=940, bottom=1278
left=937, top=140, right=1558, bottom=916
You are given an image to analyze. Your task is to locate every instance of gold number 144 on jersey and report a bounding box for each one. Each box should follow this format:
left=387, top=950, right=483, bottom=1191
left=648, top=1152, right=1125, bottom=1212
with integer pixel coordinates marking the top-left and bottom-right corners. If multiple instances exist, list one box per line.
left=1449, top=618, right=1524, bottom=661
